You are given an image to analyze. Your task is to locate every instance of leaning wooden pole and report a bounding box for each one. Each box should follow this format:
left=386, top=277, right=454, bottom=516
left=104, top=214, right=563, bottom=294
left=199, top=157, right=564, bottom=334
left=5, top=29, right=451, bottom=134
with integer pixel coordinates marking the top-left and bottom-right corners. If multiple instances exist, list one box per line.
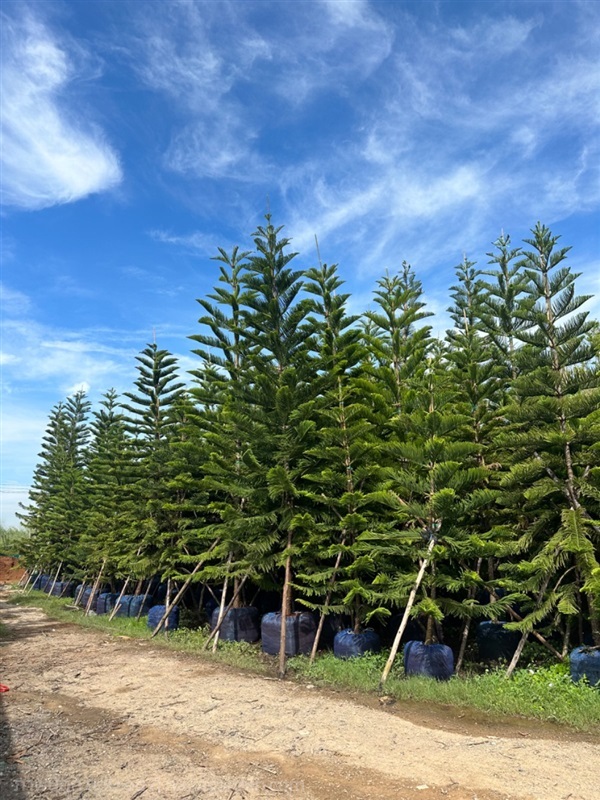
left=135, top=580, right=152, bottom=621
left=108, top=578, right=131, bottom=622
left=74, top=580, right=88, bottom=606
left=309, top=546, right=346, bottom=664
left=212, top=554, right=232, bottom=653
left=165, top=579, right=172, bottom=634
left=150, top=541, right=220, bottom=638
left=203, top=575, right=248, bottom=651
left=85, top=559, right=106, bottom=616
left=27, top=565, right=45, bottom=594
left=48, top=562, right=63, bottom=597
left=21, top=564, right=38, bottom=593
left=379, top=535, right=436, bottom=689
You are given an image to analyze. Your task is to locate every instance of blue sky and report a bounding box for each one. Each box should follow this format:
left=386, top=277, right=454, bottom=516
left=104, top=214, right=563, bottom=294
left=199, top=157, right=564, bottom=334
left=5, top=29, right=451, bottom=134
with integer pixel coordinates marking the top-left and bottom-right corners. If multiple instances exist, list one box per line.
left=1, top=0, right=599, bottom=525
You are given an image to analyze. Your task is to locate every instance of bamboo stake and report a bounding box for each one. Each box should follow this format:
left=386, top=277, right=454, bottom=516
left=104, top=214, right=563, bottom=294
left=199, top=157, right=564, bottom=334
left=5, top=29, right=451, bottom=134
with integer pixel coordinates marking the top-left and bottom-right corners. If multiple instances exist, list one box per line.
left=18, top=565, right=33, bottom=588
left=379, top=535, right=436, bottom=689
left=74, top=580, right=88, bottom=606
left=212, top=554, right=232, bottom=653
left=506, top=569, right=554, bottom=677
left=456, top=558, right=483, bottom=675
left=310, top=545, right=346, bottom=664
left=48, top=562, right=63, bottom=597
left=486, top=586, right=564, bottom=662
left=85, top=559, right=106, bottom=616
left=27, top=565, right=45, bottom=594
left=150, top=540, right=220, bottom=637
left=164, top=579, right=172, bottom=638
left=108, top=578, right=131, bottom=622
left=203, top=575, right=248, bottom=651
left=135, top=580, right=152, bottom=621
left=21, top=564, right=38, bottom=593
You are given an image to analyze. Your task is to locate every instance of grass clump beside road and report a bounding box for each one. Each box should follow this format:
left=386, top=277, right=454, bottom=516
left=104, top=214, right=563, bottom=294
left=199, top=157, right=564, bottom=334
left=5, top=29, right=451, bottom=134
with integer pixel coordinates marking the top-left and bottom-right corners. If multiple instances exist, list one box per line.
left=289, top=651, right=600, bottom=732
left=6, top=590, right=600, bottom=733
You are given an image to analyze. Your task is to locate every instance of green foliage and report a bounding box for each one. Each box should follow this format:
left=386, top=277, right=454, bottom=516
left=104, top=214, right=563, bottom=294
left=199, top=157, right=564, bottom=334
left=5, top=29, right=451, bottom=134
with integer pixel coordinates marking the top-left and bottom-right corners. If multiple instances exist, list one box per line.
left=20, top=217, right=600, bottom=675
left=0, top=524, right=29, bottom=556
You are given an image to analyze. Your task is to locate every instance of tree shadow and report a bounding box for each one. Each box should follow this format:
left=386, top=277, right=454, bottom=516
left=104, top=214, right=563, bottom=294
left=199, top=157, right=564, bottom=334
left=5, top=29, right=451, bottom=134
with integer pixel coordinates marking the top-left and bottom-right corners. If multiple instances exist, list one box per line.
left=0, top=693, right=26, bottom=800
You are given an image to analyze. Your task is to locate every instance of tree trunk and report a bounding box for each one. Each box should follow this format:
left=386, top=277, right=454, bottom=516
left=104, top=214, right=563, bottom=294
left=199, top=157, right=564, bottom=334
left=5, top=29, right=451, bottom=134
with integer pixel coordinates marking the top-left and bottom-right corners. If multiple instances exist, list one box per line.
left=587, top=592, right=600, bottom=646
left=278, top=530, right=294, bottom=680
left=455, top=617, right=472, bottom=675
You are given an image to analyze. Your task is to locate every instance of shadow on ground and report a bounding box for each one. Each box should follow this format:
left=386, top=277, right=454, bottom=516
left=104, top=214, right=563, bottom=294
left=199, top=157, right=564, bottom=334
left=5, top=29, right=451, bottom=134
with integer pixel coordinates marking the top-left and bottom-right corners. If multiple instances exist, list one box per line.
left=0, top=693, right=26, bottom=800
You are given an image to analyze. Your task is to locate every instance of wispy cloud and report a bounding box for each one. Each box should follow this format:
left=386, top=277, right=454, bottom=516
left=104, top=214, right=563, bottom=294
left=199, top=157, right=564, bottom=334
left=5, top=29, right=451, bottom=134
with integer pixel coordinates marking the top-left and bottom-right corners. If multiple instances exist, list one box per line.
left=149, top=228, right=236, bottom=257
left=0, top=7, right=122, bottom=210
left=131, top=2, right=598, bottom=281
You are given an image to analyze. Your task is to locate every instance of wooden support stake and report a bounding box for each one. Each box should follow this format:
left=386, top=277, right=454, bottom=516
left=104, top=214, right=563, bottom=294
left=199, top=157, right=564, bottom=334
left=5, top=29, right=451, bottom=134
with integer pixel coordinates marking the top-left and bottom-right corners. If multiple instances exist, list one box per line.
left=310, top=546, right=345, bottom=664
left=21, top=564, right=38, bottom=593
left=212, top=554, right=232, bottom=653
left=203, top=575, right=248, bottom=651
left=108, top=578, right=131, bottom=622
left=74, top=580, right=88, bottom=606
left=135, top=580, right=152, bottom=621
left=27, top=565, right=45, bottom=594
left=85, top=559, right=106, bottom=616
left=150, top=540, right=220, bottom=638
left=48, top=562, right=63, bottom=598
left=380, top=535, right=436, bottom=689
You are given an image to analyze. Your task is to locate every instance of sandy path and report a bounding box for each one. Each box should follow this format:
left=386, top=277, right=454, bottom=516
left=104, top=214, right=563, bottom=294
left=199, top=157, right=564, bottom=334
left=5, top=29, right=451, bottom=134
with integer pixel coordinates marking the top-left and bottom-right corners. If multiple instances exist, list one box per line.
left=1, top=597, right=598, bottom=800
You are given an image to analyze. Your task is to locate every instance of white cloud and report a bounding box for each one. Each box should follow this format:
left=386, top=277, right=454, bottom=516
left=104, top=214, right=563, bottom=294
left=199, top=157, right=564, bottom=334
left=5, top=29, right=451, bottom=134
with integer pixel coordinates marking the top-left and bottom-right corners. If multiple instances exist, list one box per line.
left=67, top=381, right=91, bottom=395
left=0, top=9, right=122, bottom=210
left=0, top=282, right=31, bottom=315
left=150, top=229, right=231, bottom=256
left=1, top=318, right=134, bottom=395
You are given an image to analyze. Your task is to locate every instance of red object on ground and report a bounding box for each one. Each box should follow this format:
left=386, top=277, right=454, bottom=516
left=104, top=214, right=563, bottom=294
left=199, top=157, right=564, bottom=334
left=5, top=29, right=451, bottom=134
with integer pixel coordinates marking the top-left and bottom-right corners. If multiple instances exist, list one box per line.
left=0, top=684, right=9, bottom=693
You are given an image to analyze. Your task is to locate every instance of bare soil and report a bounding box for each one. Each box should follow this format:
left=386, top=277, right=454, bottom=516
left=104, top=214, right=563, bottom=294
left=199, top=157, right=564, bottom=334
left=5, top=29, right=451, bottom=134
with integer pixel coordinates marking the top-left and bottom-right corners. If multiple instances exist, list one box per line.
left=1, top=594, right=598, bottom=800
left=0, top=558, right=25, bottom=584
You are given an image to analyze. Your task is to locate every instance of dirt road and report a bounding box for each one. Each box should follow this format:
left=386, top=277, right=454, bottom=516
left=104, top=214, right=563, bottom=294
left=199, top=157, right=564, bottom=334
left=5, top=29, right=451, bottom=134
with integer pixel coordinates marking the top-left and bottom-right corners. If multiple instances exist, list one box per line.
left=1, top=596, right=598, bottom=800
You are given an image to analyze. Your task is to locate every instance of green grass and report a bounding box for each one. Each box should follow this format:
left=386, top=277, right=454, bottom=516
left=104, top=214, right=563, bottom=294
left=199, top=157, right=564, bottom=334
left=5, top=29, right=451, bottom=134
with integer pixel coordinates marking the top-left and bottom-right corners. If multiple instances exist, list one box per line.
left=0, top=524, right=29, bottom=556
left=288, top=651, right=600, bottom=733
left=7, top=591, right=271, bottom=672
left=7, top=591, right=600, bottom=733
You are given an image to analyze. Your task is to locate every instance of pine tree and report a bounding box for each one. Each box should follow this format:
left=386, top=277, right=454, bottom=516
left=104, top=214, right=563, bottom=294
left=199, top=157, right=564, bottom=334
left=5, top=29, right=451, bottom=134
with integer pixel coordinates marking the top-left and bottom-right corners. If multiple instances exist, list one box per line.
left=189, top=247, right=274, bottom=612
left=497, top=223, right=600, bottom=666
left=241, top=215, right=315, bottom=676
left=481, top=232, right=531, bottom=381
left=365, top=262, right=432, bottom=420
left=120, top=343, right=186, bottom=581
left=297, top=262, right=386, bottom=641
left=79, top=389, right=134, bottom=581
left=19, top=391, right=91, bottom=574
left=379, top=347, right=494, bottom=644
